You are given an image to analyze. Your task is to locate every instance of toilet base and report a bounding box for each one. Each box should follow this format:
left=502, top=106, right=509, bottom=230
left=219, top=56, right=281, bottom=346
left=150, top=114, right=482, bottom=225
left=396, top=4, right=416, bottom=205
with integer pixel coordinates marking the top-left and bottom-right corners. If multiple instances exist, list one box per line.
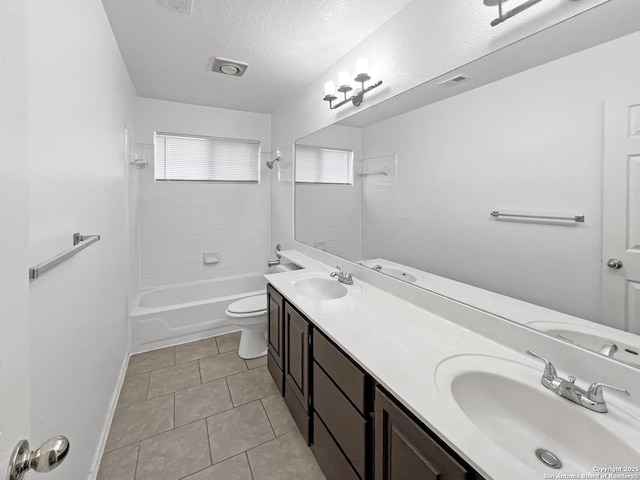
left=238, top=327, right=268, bottom=359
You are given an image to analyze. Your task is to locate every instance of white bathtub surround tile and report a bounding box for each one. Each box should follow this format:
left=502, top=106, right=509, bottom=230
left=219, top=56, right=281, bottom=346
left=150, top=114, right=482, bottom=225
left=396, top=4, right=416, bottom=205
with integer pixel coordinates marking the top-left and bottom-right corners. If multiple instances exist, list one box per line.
left=138, top=164, right=270, bottom=288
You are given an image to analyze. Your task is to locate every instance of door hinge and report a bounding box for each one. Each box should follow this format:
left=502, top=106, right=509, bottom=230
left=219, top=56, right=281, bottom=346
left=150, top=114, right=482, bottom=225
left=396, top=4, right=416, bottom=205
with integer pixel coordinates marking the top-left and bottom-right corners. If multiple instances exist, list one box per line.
left=308, top=335, right=312, bottom=345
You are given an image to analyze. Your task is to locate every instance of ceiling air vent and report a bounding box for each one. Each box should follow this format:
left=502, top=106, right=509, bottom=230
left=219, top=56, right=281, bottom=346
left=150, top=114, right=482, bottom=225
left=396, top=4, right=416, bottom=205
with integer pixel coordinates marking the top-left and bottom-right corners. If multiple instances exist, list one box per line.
left=211, top=57, right=249, bottom=77
left=437, top=74, right=471, bottom=87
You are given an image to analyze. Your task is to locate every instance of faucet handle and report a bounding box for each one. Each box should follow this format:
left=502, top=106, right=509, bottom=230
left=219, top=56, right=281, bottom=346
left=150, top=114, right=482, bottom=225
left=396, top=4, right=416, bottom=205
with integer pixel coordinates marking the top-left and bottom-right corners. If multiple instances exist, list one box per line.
left=526, top=350, right=558, bottom=381
left=586, top=383, right=631, bottom=403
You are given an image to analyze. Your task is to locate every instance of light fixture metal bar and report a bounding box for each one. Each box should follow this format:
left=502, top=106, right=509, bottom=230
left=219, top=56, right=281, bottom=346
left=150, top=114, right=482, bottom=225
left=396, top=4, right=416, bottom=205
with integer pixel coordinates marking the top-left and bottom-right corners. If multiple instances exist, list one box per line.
left=329, top=80, right=383, bottom=110
left=491, top=0, right=545, bottom=26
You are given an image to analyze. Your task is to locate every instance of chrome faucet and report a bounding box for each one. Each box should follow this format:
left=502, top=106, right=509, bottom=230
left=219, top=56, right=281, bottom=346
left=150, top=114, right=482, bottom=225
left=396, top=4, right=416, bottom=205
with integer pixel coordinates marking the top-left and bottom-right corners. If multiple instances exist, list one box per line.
left=527, top=350, right=630, bottom=413
left=599, top=342, right=619, bottom=358
left=330, top=266, right=354, bottom=285
left=372, top=265, right=383, bottom=271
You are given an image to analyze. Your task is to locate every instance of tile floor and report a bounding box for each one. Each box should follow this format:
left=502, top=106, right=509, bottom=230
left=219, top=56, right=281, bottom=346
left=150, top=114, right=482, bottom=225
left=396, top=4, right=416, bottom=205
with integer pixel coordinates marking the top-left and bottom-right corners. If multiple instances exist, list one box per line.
left=97, top=332, right=326, bottom=480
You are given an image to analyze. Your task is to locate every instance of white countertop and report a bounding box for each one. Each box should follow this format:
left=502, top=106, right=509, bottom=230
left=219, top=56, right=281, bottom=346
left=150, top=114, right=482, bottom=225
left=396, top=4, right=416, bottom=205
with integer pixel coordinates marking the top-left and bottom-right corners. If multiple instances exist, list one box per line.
left=267, top=252, right=640, bottom=480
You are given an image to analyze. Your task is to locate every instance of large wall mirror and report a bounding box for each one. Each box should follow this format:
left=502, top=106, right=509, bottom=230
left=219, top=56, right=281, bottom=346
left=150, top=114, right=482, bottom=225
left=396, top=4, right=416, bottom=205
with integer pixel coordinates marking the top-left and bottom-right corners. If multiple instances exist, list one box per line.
left=295, top=3, right=640, bottom=369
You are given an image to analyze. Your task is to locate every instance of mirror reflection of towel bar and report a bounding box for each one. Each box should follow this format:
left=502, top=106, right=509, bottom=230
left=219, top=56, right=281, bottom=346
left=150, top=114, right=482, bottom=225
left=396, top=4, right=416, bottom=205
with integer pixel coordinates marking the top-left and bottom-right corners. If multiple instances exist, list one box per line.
left=490, top=211, right=584, bottom=223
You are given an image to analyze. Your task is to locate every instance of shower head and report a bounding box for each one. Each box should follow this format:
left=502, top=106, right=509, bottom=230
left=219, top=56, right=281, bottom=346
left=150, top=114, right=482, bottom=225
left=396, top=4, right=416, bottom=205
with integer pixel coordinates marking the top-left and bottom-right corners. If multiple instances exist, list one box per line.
left=266, top=156, right=280, bottom=169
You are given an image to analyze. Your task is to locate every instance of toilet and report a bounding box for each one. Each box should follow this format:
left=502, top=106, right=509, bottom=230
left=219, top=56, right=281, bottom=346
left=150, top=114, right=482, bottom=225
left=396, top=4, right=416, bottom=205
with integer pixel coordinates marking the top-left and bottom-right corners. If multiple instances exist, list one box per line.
left=225, top=293, right=268, bottom=359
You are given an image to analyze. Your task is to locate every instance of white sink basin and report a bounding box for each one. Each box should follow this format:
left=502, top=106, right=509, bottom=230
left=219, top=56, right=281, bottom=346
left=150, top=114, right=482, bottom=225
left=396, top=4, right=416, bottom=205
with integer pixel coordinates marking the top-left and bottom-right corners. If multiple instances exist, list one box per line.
left=379, top=267, right=417, bottom=283
left=293, top=277, right=348, bottom=301
left=435, top=355, right=640, bottom=476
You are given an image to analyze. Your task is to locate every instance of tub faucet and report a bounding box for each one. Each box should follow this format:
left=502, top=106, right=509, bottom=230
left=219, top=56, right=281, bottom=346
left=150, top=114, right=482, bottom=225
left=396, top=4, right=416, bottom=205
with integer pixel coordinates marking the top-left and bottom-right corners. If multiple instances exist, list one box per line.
left=267, top=259, right=280, bottom=267
left=372, top=265, right=383, bottom=271
left=527, top=350, right=630, bottom=413
left=330, top=266, right=354, bottom=285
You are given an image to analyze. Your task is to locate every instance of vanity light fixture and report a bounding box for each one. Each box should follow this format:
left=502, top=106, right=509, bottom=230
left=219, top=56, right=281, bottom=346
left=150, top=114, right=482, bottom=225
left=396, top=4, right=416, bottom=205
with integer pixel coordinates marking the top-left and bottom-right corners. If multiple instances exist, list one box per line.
left=484, top=0, right=546, bottom=27
left=323, top=58, right=382, bottom=110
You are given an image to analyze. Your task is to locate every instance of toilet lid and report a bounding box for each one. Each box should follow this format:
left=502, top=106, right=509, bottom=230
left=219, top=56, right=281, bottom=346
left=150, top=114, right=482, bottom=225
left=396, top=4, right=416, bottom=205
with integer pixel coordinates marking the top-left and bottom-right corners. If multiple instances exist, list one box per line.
left=227, top=294, right=267, bottom=314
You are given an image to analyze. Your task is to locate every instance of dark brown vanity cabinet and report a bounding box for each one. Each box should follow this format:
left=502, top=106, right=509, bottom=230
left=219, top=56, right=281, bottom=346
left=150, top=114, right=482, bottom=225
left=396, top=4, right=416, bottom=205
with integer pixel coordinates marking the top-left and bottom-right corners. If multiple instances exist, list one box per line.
left=266, top=284, right=484, bottom=480
left=284, top=302, right=312, bottom=443
left=266, top=284, right=285, bottom=394
left=375, top=387, right=484, bottom=480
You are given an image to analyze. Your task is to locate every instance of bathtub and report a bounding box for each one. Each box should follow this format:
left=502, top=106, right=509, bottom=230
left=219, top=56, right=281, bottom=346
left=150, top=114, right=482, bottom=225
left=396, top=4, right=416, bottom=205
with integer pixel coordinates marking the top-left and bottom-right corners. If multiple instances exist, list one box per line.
left=129, top=272, right=267, bottom=353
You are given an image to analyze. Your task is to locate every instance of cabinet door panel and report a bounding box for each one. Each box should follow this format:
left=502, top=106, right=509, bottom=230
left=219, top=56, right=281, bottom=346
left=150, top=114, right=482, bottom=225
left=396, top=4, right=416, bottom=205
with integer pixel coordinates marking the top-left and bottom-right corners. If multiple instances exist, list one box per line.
left=375, top=387, right=468, bottom=480
left=267, top=284, right=284, bottom=368
left=285, top=303, right=310, bottom=411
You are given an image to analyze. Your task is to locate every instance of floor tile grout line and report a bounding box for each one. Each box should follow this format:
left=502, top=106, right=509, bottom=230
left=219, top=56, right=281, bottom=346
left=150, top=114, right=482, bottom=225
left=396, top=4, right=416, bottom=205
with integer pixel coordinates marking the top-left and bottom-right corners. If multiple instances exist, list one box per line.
left=260, top=397, right=277, bottom=439
left=110, top=416, right=210, bottom=460
left=204, top=410, right=213, bottom=469
left=133, top=441, right=142, bottom=480
left=244, top=451, right=256, bottom=480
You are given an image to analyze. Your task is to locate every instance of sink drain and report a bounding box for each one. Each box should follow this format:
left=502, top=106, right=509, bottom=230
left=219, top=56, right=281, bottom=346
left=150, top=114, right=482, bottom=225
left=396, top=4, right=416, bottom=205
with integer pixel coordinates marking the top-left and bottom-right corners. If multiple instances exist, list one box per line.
left=535, top=448, right=562, bottom=469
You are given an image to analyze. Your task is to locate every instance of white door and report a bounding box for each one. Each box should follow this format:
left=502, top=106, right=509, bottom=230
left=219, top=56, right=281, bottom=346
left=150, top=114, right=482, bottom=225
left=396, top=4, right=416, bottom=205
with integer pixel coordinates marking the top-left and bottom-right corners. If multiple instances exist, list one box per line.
left=603, top=96, right=640, bottom=334
left=0, top=0, right=31, bottom=469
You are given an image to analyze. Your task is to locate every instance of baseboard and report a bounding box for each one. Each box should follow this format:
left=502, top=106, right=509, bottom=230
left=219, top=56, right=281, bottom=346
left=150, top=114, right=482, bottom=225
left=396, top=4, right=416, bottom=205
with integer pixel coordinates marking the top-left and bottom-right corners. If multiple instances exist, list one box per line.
left=87, top=352, right=130, bottom=480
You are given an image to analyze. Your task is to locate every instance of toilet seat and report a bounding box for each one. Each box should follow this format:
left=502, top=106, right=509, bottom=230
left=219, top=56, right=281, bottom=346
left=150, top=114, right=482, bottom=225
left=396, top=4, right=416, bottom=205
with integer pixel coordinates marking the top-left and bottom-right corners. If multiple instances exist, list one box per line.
left=226, top=294, right=267, bottom=318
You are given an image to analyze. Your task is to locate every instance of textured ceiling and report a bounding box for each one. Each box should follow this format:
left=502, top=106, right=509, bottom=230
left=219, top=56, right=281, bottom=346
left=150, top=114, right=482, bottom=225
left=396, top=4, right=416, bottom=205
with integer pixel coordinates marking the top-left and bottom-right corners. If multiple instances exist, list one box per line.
left=101, top=0, right=414, bottom=113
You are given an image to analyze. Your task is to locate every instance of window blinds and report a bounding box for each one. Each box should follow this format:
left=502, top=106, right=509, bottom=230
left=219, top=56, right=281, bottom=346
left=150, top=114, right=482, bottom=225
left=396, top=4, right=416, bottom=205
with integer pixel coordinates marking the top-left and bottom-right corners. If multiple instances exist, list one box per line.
left=295, top=145, right=353, bottom=185
left=154, top=132, right=260, bottom=182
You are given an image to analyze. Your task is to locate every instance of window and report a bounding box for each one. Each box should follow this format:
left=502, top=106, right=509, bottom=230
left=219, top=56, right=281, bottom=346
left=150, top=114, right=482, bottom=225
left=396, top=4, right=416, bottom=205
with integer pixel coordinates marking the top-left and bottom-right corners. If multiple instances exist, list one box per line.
left=154, top=132, right=260, bottom=183
left=295, top=145, right=353, bottom=185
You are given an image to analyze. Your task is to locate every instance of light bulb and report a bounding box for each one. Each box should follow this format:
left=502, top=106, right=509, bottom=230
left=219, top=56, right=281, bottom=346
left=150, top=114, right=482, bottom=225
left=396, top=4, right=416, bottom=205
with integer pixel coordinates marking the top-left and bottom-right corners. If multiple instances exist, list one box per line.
left=324, top=81, right=336, bottom=96
left=338, top=71, right=351, bottom=87
left=356, top=58, right=369, bottom=75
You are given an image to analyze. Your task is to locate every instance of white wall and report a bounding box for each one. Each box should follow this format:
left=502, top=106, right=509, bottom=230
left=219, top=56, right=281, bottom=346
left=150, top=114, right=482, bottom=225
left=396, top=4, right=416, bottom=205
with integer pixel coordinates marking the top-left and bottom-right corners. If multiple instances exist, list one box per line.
left=295, top=125, right=362, bottom=260
left=27, top=1, right=137, bottom=479
left=0, top=0, right=30, bottom=462
left=137, top=98, right=272, bottom=288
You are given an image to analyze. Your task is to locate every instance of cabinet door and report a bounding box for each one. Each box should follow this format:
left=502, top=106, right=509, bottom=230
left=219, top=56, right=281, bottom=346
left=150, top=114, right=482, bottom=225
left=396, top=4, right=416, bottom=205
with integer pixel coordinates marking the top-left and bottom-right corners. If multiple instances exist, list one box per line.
left=267, top=284, right=284, bottom=368
left=285, top=303, right=311, bottom=411
left=375, top=387, right=469, bottom=480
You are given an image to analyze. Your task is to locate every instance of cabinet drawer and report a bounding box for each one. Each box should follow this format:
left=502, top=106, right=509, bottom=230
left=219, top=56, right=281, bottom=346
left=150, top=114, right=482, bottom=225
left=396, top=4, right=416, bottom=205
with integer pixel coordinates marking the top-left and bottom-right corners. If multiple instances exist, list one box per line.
left=313, top=362, right=366, bottom=477
left=314, top=330, right=367, bottom=414
left=312, top=414, right=360, bottom=480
